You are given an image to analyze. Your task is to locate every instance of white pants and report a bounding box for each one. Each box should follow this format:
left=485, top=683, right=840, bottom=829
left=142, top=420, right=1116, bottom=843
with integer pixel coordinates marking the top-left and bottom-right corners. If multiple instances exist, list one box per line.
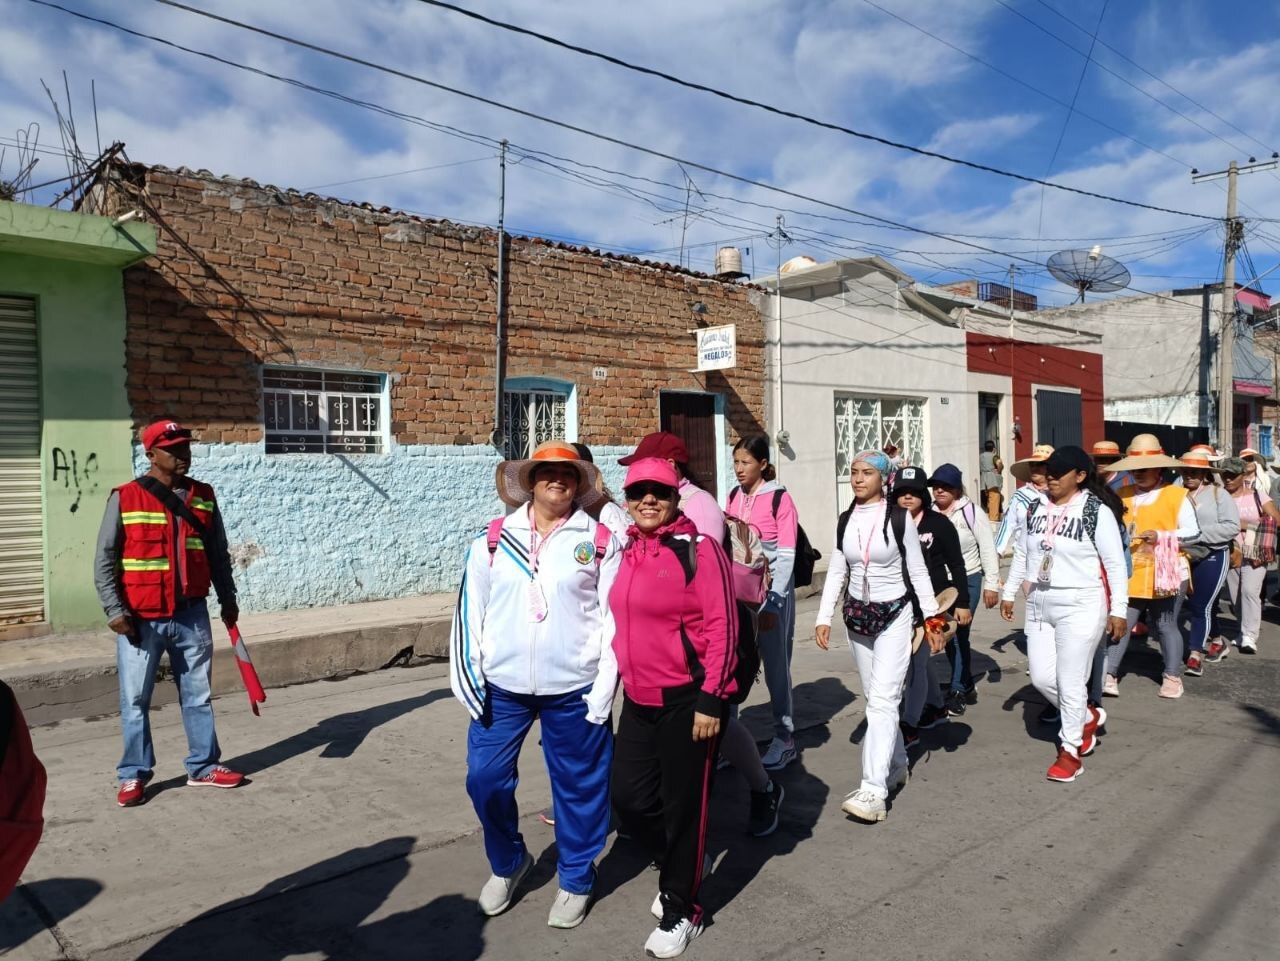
left=847, top=607, right=913, bottom=800
left=1025, top=585, right=1106, bottom=758
left=1225, top=564, right=1266, bottom=643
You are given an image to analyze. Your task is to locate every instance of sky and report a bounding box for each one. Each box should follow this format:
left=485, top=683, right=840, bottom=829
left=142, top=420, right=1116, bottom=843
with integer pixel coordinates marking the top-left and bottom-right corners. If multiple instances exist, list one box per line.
left=4, top=0, right=1280, bottom=306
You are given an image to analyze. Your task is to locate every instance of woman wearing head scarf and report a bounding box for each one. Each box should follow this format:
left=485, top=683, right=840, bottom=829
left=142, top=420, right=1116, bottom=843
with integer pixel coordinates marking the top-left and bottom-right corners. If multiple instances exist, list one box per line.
left=1178, top=451, right=1239, bottom=675
left=1218, top=457, right=1280, bottom=655
left=1100, top=435, right=1201, bottom=699
left=608, top=458, right=738, bottom=958
left=449, top=441, right=621, bottom=930
left=815, top=451, right=943, bottom=823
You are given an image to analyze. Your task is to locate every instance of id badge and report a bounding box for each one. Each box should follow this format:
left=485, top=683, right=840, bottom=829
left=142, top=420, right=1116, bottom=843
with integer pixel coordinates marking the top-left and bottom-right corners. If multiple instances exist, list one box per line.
left=1037, top=549, right=1053, bottom=584
left=527, top=578, right=548, bottom=623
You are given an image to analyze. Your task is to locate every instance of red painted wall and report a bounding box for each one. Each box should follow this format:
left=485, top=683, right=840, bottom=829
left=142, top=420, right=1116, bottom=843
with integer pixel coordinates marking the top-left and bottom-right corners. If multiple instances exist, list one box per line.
left=966, top=333, right=1105, bottom=459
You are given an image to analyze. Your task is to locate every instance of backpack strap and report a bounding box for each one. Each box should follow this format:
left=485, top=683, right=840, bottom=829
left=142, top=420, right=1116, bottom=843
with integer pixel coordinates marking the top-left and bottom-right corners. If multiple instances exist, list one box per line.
left=960, top=501, right=976, bottom=532
left=888, top=506, right=924, bottom=625
left=771, top=489, right=784, bottom=518
left=837, top=505, right=853, bottom=552
left=593, top=520, right=612, bottom=566
left=485, top=517, right=505, bottom=566
left=667, top=534, right=699, bottom=585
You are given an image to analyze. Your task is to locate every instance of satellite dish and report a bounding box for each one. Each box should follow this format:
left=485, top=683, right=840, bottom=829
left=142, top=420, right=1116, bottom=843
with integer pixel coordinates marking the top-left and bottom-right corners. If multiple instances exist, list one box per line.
left=1047, top=248, right=1131, bottom=302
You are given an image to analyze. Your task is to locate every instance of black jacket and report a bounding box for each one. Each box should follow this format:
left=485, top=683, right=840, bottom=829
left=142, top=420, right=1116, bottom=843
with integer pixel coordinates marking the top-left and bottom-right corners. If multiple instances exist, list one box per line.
left=913, top=511, right=970, bottom=610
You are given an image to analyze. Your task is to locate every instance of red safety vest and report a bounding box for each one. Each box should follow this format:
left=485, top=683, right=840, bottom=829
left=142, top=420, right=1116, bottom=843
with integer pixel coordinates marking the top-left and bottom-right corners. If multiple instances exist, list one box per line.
left=115, top=478, right=217, bottom=618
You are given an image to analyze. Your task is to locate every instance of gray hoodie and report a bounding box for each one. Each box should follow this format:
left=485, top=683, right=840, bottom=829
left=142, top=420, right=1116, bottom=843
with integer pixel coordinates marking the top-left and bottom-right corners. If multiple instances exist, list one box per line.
left=1186, top=483, right=1240, bottom=551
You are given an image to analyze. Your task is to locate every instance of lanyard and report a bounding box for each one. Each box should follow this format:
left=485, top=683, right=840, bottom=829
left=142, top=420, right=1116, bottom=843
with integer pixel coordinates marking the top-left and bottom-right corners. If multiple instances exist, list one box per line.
left=528, top=507, right=569, bottom=577
left=1041, top=493, right=1079, bottom=553
left=852, top=502, right=883, bottom=601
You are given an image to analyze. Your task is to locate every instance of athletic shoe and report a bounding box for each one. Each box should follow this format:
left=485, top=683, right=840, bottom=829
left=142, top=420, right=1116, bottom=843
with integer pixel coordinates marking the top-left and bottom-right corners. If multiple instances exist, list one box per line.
left=944, top=690, right=966, bottom=717
left=538, top=810, right=556, bottom=827
left=186, top=766, right=244, bottom=789
left=748, top=779, right=785, bottom=838
left=963, top=686, right=979, bottom=706
left=651, top=857, right=712, bottom=919
left=1079, top=724, right=1098, bottom=757
left=644, top=900, right=702, bottom=959
left=841, top=789, right=887, bottom=822
left=1184, top=651, right=1204, bottom=677
left=918, top=703, right=949, bottom=729
left=888, top=762, right=909, bottom=792
left=478, top=852, right=533, bottom=916
left=1205, top=638, right=1229, bottom=663
left=760, top=737, right=797, bottom=772
left=1039, top=704, right=1061, bottom=725
left=116, top=779, right=145, bottom=808
left=1159, top=675, right=1184, bottom=699
left=1046, top=748, right=1083, bottom=783
left=899, top=720, right=920, bottom=749
left=1132, top=620, right=1148, bottom=636
left=1087, top=703, right=1107, bottom=735
left=1102, top=674, right=1120, bottom=697
left=1241, top=636, right=1258, bottom=655
left=547, top=888, right=591, bottom=929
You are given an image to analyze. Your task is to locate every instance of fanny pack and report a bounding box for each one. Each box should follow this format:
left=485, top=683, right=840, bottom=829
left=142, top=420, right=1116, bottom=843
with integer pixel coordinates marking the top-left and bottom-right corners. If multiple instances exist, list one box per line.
left=842, top=594, right=909, bottom=637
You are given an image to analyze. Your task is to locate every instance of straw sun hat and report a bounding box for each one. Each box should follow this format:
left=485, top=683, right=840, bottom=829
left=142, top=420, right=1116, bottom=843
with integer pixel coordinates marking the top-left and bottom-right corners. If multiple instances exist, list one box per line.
left=1010, top=444, right=1055, bottom=482
left=1100, top=434, right=1184, bottom=473
left=912, top=587, right=959, bottom=654
left=495, top=439, right=606, bottom=509
left=1179, top=450, right=1224, bottom=472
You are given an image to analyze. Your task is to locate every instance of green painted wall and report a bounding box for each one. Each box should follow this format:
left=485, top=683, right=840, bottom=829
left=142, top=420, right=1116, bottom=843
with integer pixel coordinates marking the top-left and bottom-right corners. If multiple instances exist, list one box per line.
left=0, top=253, right=134, bottom=631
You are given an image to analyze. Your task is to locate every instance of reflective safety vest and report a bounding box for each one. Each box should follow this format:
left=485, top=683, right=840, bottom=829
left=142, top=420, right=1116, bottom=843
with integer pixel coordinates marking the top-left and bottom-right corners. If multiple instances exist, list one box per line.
left=114, top=478, right=216, bottom=618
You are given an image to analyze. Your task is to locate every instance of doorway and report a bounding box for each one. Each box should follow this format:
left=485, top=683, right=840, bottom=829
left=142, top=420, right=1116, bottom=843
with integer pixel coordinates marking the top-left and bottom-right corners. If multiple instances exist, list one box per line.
left=1034, top=386, right=1083, bottom=448
left=979, top=393, right=1001, bottom=447
left=659, top=391, right=720, bottom=497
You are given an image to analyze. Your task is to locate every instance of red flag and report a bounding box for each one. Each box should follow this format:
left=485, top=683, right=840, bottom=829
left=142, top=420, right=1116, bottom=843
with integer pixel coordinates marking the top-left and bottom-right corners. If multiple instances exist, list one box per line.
left=228, top=626, right=267, bottom=715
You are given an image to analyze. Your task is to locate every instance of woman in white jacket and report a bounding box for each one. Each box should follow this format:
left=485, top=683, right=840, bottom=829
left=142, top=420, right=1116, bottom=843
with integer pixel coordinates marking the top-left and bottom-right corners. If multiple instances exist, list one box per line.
left=1000, top=447, right=1129, bottom=783
left=816, top=451, right=943, bottom=824
left=449, top=441, right=621, bottom=930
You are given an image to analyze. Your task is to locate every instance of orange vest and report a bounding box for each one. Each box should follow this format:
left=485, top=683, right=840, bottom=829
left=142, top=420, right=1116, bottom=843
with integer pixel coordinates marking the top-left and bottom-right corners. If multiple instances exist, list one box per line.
left=114, top=479, right=216, bottom=618
left=1118, top=483, right=1187, bottom=600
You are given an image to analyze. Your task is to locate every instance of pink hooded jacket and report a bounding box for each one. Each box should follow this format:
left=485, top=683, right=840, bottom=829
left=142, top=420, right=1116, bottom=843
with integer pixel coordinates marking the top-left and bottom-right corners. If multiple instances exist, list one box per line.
left=609, top=513, right=738, bottom=714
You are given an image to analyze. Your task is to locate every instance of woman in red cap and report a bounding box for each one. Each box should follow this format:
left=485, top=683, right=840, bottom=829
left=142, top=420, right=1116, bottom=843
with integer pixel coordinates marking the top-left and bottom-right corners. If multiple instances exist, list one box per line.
left=609, top=457, right=738, bottom=958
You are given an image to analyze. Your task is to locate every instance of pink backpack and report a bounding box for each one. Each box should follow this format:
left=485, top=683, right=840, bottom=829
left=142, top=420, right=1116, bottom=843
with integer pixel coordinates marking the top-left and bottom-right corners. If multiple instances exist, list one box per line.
left=486, top=517, right=612, bottom=567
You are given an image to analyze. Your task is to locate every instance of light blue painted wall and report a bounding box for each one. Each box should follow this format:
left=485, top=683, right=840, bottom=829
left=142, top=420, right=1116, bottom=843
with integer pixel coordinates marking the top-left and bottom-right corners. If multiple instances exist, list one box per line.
left=133, top=442, right=633, bottom=611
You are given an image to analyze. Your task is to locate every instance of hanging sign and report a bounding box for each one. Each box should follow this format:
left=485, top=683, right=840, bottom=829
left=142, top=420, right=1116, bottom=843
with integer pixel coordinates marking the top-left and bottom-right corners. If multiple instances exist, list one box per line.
left=694, top=324, right=737, bottom=372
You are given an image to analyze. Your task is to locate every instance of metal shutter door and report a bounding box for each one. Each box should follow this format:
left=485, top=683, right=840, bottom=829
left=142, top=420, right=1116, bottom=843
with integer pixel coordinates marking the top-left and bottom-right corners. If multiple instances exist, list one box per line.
left=1035, top=388, right=1083, bottom=449
left=0, top=296, right=44, bottom=624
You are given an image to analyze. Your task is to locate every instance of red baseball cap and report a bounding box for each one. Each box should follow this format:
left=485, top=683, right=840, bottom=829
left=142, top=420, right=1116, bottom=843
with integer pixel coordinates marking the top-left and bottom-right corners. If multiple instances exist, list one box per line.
left=141, top=419, right=193, bottom=451
left=618, top=431, right=690, bottom=466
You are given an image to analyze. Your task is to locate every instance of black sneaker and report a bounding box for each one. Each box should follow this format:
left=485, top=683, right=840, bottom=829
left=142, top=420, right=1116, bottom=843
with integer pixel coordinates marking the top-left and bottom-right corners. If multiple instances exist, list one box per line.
left=963, top=686, right=979, bottom=706
left=899, top=720, right=920, bottom=749
left=945, top=691, right=966, bottom=717
left=1039, top=704, right=1061, bottom=725
left=748, top=779, right=785, bottom=837
left=918, top=703, right=950, bottom=729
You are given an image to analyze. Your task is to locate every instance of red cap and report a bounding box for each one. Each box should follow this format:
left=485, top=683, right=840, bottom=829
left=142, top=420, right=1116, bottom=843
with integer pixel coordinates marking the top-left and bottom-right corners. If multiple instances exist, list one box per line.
left=141, top=420, right=193, bottom=451
left=622, top=457, right=680, bottom=490
left=618, top=431, right=690, bottom=466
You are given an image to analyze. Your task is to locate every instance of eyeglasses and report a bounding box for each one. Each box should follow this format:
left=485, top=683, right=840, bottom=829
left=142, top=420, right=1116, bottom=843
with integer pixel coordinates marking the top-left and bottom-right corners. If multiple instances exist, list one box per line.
left=625, top=482, right=675, bottom=501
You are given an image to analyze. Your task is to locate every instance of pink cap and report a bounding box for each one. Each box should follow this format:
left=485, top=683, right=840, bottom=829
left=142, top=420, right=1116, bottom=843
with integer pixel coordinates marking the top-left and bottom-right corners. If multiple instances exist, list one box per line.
left=622, top=457, right=679, bottom=490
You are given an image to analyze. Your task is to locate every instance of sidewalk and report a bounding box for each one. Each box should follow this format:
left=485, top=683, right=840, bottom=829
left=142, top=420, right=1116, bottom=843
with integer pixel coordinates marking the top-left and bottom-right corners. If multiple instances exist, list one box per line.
left=0, top=594, right=457, bottom=725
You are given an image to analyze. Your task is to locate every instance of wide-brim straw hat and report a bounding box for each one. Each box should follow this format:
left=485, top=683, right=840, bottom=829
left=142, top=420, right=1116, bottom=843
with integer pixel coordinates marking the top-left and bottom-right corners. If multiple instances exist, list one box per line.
left=1010, top=444, right=1055, bottom=482
left=1090, top=440, right=1122, bottom=461
left=1188, top=443, right=1224, bottom=462
left=495, top=439, right=605, bottom=509
left=1102, top=433, right=1184, bottom=473
left=912, top=587, right=959, bottom=653
left=1179, top=451, right=1224, bottom=472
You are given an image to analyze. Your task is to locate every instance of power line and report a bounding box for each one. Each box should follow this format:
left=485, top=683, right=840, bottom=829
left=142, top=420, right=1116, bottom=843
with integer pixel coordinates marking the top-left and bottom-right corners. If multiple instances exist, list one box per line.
left=406, top=0, right=1213, bottom=219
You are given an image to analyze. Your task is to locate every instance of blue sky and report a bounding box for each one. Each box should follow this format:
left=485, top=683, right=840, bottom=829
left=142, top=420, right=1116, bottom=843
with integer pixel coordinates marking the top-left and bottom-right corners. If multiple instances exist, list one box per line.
left=4, top=0, right=1280, bottom=305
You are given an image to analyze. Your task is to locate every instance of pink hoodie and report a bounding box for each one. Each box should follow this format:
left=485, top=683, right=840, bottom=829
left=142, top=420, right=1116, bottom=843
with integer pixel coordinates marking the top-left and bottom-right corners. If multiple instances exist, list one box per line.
left=609, top=514, right=738, bottom=713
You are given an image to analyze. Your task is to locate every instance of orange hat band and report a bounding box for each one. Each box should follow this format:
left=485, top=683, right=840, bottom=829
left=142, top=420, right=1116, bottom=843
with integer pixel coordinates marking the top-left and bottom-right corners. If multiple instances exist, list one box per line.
left=531, top=446, right=579, bottom=461
left=1129, top=449, right=1165, bottom=456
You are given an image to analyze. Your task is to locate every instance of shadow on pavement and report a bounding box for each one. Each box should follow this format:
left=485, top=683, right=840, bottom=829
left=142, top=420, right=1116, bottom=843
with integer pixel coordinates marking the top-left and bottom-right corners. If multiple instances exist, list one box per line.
left=136, top=835, right=489, bottom=961
left=1000, top=684, right=1057, bottom=744
left=0, top=878, right=103, bottom=952
left=1239, top=703, right=1280, bottom=739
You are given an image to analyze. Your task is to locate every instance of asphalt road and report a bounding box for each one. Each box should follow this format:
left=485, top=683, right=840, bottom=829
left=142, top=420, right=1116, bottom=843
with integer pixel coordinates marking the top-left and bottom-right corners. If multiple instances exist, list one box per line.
left=3, top=591, right=1278, bottom=961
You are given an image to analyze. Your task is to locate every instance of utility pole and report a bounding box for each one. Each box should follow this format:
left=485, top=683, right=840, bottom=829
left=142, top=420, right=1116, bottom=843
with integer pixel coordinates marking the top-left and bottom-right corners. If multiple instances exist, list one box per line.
left=491, top=140, right=509, bottom=451
left=766, top=214, right=792, bottom=461
left=1193, top=156, right=1277, bottom=452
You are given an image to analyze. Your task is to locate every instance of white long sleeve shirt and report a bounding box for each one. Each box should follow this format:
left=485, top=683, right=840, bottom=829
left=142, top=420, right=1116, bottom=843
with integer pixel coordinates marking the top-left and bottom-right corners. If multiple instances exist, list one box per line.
left=995, top=485, right=1047, bottom=556
left=1002, top=491, right=1130, bottom=618
left=938, top=496, right=1001, bottom=591
left=449, top=507, right=622, bottom=723
left=816, top=501, right=940, bottom=627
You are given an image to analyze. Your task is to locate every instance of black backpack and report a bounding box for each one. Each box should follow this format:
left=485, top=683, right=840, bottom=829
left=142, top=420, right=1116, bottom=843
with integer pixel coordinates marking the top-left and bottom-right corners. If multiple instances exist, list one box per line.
left=668, top=535, right=760, bottom=705
left=835, top=504, right=923, bottom=627
left=730, top=486, right=822, bottom=589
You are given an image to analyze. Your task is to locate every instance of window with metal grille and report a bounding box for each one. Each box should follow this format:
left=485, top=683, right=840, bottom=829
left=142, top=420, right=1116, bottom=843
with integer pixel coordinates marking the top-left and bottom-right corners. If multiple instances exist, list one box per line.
left=503, top=389, right=567, bottom=459
left=1260, top=425, right=1274, bottom=459
left=833, top=394, right=925, bottom=478
left=262, top=367, right=387, bottom=454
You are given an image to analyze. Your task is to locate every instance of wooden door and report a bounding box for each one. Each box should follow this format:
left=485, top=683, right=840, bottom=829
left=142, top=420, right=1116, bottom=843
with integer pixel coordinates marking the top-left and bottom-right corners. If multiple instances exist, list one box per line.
left=660, top=392, right=718, bottom=497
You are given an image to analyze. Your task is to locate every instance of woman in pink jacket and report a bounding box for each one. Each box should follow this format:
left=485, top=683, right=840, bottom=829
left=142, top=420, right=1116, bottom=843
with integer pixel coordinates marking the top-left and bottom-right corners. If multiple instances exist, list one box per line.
left=610, top=457, right=738, bottom=960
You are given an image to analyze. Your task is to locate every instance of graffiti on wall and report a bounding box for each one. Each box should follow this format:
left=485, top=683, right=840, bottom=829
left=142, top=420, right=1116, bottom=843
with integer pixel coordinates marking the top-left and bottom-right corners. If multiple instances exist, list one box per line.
left=51, top=447, right=99, bottom=513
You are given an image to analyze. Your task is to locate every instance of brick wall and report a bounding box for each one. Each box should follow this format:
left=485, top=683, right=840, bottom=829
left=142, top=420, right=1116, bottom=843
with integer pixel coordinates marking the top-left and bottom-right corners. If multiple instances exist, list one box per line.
left=104, top=164, right=767, bottom=446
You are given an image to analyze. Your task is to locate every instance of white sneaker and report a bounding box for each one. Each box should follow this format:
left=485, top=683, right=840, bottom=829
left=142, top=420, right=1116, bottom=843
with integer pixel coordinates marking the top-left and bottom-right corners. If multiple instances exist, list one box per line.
left=644, top=909, right=703, bottom=958
left=547, top=888, right=591, bottom=929
left=477, top=852, right=533, bottom=916
left=1102, top=674, right=1120, bottom=697
left=841, top=788, right=886, bottom=822
left=888, top=763, right=909, bottom=792
left=1241, top=635, right=1258, bottom=654
left=651, top=856, right=712, bottom=920
left=760, top=736, right=797, bottom=771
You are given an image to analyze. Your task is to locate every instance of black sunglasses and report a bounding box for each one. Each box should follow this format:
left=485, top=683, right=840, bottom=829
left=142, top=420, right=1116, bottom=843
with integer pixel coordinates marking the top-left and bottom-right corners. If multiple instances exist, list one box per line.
left=155, top=429, right=192, bottom=443
left=624, top=482, right=675, bottom=501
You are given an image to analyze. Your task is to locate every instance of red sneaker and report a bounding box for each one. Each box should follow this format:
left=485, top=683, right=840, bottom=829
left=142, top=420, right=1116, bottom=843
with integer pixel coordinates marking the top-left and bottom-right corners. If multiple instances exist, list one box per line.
left=186, top=766, right=244, bottom=789
left=117, top=779, right=146, bottom=807
left=1046, top=749, right=1083, bottom=783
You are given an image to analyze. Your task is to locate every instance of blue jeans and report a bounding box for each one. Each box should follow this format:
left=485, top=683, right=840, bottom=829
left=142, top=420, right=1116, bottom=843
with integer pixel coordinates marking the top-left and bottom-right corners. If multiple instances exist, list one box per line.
left=759, top=579, right=796, bottom=741
left=1186, top=550, right=1230, bottom=653
left=466, top=684, right=612, bottom=894
left=117, top=600, right=221, bottom=782
left=947, top=573, right=984, bottom=693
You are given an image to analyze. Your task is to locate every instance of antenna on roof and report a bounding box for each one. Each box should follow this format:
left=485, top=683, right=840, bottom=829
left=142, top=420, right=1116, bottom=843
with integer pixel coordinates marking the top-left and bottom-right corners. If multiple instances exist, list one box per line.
left=1047, top=247, right=1131, bottom=303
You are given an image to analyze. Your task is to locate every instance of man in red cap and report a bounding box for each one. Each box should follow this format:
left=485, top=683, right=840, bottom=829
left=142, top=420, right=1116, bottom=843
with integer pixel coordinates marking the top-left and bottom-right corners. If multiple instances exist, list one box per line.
left=93, top=420, right=243, bottom=808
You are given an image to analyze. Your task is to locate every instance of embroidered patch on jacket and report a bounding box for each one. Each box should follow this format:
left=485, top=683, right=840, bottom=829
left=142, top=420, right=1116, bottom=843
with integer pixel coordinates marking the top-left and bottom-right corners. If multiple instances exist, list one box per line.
left=573, top=542, right=595, bottom=565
